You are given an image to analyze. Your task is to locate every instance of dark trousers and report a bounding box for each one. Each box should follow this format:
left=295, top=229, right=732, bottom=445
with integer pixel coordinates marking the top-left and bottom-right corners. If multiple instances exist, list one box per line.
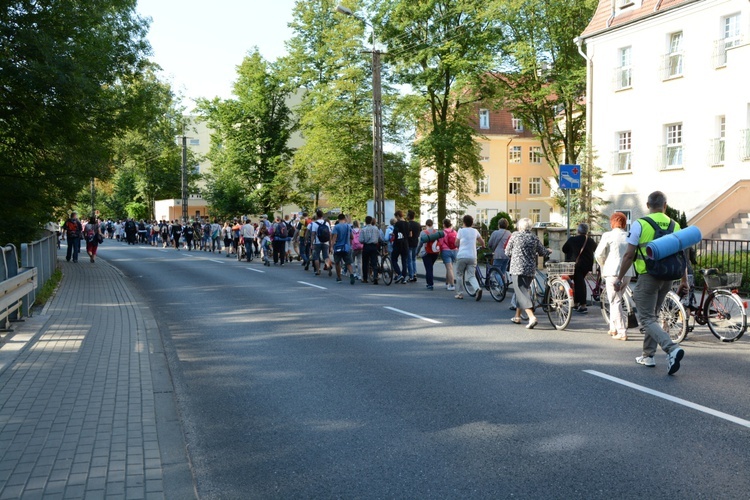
left=273, top=240, right=286, bottom=264
left=391, top=244, right=408, bottom=279
left=363, top=243, right=379, bottom=281
left=66, top=236, right=80, bottom=262
left=423, top=253, right=439, bottom=286
left=573, top=268, right=589, bottom=307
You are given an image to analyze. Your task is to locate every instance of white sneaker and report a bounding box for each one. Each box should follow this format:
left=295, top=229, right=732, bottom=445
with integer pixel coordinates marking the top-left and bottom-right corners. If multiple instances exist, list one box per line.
left=635, top=356, right=655, bottom=367
left=667, top=348, right=684, bottom=375
left=447, top=285, right=455, bottom=291
left=612, top=333, right=628, bottom=341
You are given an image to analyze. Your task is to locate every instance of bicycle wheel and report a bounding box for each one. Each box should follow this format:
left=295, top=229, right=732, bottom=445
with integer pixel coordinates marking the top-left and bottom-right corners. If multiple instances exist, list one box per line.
left=659, top=292, right=688, bottom=343
left=488, top=269, right=507, bottom=302
left=464, top=267, right=478, bottom=297
left=546, top=277, right=573, bottom=330
left=381, top=256, right=393, bottom=286
left=599, top=283, right=634, bottom=326
left=705, top=289, right=747, bottom=342
left=237, top=244, right=245, bottom=262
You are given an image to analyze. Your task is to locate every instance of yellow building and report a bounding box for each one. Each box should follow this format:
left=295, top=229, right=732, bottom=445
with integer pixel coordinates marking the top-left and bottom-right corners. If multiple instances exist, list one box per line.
left=421, top=105, right=557, bottom=226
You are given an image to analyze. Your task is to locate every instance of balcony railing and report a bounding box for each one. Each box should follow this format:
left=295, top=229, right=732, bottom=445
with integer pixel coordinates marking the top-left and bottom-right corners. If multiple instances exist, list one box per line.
left=611, top=151, right=632, bottom=173
left=614, top=67, right=632, bottom=90
left=662, top=53, right=683, bottom=80
left=658, top=144, right=684, bottom=171
left=714, top=36, right=743, bottom=68
left=741, top=129, right=750, bottom=161
left=709, top=138, right=725, bottom=166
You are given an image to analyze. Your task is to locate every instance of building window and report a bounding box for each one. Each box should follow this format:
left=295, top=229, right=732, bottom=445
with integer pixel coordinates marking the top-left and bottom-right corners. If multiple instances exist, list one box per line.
left=529, top=146, right=542, bottom=164
left=664, top=32, right=683, bottom=79
left=477, top=176, right=490, bottom=194
left=508, top=209, right=520, bottom=222
left=716, top=14, right=742, bottom=67
left=662, top=123, right=683, bottom=169
left=512, top=115, right=523, bottom=132
left=479, top=142, right=490, bottom=162
left=476, top=209, right=490, bottom=227
left=529, top=209, right=541, bottom=224
left=189, top=138, right=200, bottom=146
left=509, top=177, right=521, bottom=195
left=479, top=109, right=490, bottom=129
left=509, top=145, right=522, bottom=163
left=710, top=116, right=726, bottom=166
left=616, top=46, right=632, bottom=90
left=529, top=177, right=541, bottom=196
left=616, top=131, right=632, bottom=172
left=615, top=209, right=632, bottom=231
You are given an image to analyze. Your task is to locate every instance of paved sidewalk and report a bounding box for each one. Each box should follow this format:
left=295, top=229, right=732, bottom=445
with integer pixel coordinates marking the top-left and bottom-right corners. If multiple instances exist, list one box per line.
left=0, top=249, right=194, bottom=499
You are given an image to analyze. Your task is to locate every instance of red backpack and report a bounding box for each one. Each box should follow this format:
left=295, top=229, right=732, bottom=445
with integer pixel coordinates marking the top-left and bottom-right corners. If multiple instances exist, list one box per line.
left=422, top=229, right=439, bottom=254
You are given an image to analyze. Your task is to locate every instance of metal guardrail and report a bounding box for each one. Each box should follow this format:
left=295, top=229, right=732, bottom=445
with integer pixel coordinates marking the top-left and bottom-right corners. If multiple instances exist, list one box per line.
left=21, top=231, right=58, bottom=315
left=1, top=231, right=57, bottom=329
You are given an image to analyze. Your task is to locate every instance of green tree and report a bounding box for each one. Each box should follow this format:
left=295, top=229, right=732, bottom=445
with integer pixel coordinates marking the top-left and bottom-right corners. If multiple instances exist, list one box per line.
left=488, top=0, right=601, bottom=223
left=197, top=50, right=295, bottom=217
left=282, top=0, right=401, bottom=219
left=489, top=212, right=515, bottom=232
left=376, top=0, right=502, bottom=223
left=0, top=1, right=152, bottom=244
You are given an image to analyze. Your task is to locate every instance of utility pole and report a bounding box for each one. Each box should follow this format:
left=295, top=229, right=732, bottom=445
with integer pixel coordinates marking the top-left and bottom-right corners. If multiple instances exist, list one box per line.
left=181, top=135, right=188, bottom=224
left=336, top=5, right=385, bottom=227
left=372, top=49, right=385, bottom=228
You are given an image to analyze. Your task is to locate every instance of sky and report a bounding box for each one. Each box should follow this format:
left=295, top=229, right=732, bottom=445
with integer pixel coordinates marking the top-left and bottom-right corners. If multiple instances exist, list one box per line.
left=136, top=0, right=299, bottom=109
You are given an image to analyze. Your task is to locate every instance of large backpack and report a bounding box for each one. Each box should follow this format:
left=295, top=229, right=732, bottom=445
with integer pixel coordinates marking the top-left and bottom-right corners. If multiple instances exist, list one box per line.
left=351, top=228, right=363, bottom=251
left=286, top=222, right=295, bottom=239
left=637, top=217, right=687, bottom=281
left=422, top=229, right=439, bottom=254
left=316, top=221, right=331, bottom=243
left=275, top=222, right=288, bottom=239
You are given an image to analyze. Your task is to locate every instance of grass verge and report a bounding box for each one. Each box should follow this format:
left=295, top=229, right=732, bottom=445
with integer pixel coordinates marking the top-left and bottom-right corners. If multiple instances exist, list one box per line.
left=34, top=267, right=62, bottom=308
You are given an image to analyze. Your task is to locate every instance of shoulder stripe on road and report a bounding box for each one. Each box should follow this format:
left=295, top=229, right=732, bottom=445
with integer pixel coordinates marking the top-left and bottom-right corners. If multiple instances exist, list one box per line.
left=584, top=370, right=750, bottom=429
left=246, top=267, right=264, bottom=273
left=298, top=281, right=327, bottom=290
left=384, top=306, right=442, bottom=324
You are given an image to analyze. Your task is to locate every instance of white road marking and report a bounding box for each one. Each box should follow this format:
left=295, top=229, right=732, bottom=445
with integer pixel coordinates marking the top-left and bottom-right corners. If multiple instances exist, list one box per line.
left=246, top=267, right=265, bottom=273
left=298, top=281, right=327, bottom=290
left=383, top=306, right=442, bottom=324
left=584, top=370, right=750, bottom=429
left=207, top=259, right=224, bottom=264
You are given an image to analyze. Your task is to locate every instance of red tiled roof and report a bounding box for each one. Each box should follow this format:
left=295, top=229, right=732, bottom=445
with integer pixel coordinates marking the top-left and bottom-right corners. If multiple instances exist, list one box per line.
left=581, top=0, right=699, bottom=38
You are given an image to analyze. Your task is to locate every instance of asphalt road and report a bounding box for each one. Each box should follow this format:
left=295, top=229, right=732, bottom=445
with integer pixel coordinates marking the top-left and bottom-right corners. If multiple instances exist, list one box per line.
left=102, top=241, right=750, bottom=499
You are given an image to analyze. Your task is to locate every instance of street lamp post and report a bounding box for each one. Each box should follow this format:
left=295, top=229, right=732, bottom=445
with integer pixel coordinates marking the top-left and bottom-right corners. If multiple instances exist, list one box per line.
left=336, top=5, right=385, bottom=227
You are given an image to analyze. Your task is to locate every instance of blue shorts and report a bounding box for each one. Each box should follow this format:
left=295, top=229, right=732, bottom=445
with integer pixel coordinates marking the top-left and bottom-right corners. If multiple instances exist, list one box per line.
left=441, top=249, right=456, bottom=264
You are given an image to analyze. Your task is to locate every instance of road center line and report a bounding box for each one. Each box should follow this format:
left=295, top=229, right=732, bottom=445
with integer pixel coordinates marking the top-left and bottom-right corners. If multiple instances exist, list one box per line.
left=584, top=370, right=750, bottom=429
left=384, top=306, right=442, bottom=324
left=246, top=267, right=264, bottom=273
left=298, top=281, right=327, bottom=290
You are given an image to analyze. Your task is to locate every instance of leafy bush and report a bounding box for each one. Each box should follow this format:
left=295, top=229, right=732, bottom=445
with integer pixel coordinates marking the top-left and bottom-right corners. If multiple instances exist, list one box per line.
left=695, top=251, right=750, bottom=295
left=489, top=212, right=515, bottom=232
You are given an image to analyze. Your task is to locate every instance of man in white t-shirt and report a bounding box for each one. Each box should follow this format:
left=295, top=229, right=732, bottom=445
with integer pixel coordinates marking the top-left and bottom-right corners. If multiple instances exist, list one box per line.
left=454, top=214, right=485, bottom=301
left=241, top=219, right=256, bottom=262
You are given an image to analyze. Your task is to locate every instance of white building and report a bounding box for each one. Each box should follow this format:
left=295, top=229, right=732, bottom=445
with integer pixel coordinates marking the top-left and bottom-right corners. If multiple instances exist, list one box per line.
left=578, top=0, right=750, bottom=238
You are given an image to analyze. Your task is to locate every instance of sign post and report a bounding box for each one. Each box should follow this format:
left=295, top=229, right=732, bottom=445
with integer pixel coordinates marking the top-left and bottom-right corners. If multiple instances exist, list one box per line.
left=558, top=164, right=581, bottom=239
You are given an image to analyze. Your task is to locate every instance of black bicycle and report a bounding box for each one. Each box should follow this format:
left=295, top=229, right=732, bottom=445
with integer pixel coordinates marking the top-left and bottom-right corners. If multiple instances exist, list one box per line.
left=464, top=251, right=508, bottom=302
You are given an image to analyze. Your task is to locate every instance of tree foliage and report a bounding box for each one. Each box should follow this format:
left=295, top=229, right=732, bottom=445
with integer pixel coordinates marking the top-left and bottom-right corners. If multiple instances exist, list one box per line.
left=489, top=0, right=602, bottom=223
left=281, top=0, right=416, bottom=220
left=0, top=0, right=152, bottom=243
left=376, top=0, right=502, bottom=223
left=197, top=50, right=295, bottom=218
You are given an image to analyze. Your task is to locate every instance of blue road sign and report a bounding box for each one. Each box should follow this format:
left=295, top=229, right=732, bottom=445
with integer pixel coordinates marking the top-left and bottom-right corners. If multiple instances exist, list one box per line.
left=559, top=164, right=581, bottom=189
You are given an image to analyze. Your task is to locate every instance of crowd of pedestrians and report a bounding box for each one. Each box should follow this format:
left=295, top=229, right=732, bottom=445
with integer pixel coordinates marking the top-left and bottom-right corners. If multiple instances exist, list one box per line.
left=58, top=190, right=687, bottom=376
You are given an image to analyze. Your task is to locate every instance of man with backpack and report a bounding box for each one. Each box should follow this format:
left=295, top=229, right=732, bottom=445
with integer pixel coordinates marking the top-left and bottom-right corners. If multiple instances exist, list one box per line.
left=615, top=191, right=688, bottom=375
left=271, top=216, right=289, bottom=265
left=63, top=211, right=83, bottom=263
left=308, top=209, right=332, bottom=276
